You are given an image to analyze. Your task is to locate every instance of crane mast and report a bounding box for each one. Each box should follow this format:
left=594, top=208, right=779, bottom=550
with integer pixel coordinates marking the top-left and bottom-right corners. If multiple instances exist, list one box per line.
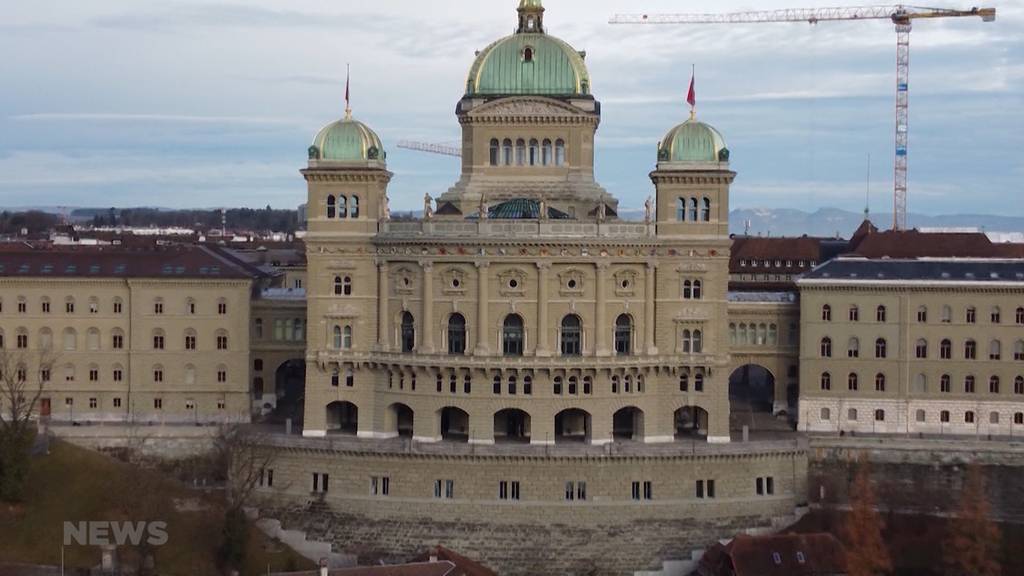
left=610, top=5, right=995, bottom=230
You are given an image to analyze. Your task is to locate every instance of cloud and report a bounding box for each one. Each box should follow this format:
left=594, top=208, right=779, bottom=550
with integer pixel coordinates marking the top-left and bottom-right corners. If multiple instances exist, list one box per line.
left=9, top=113, right=301, bottom=126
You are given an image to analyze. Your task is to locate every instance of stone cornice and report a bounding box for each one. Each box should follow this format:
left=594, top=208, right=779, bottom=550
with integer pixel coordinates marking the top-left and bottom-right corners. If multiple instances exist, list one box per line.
left=302, top=169, right=393, bottom=184
left=649, top=171, right=737, bottom=185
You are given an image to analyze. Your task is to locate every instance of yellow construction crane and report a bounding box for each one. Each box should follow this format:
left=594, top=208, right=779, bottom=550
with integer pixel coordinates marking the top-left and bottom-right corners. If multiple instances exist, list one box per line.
left=610, top=5, right=996, bottom=230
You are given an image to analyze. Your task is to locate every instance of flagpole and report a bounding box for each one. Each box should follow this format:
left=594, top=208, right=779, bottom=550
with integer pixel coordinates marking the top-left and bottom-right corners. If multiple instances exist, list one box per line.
left=689, top=64, right=696, bottom=120
left=345, top=63, right=352, bottom=119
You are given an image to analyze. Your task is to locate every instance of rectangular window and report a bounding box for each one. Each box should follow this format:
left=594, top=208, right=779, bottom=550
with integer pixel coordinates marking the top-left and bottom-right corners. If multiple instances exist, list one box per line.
left=112, top=397, right=121, bottom=408
left=113, top=369, right=123, bottom=382
left=113, top=301, right=122, bottom=314
left=154, top=398, right=163, bottom=410
left=632, top=481, right=641, bottom=501
left=218, top=302, right=228, bottom=315
left=370, top=476, right=390, bottom=496
left=66, top=302, right=74, bottom=314
left=258, top=468, right=274, bottom=488
left=498, top=480, right=520, bottom=501
left=154, top=302, right=163, bottom=315
left=89, top=398, right=97, bottom=409
left=89, top=369, right=99, bottom=382
left=643, top=481, right=652, bottom=500
left=313, top=472, right=329, bottom=493
left=42, top=300, right=50, bottom=313
left=113, top=334, right=124, bottom=349
left=696, top=480, right=704, bottom=499
left=434, top=479, right=455, bottom=499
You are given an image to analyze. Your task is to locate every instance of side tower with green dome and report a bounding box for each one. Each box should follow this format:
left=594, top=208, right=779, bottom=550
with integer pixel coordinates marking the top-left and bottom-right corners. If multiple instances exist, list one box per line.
left=652, top=114, right=735, bottom=238
left=436, top=0, right=616, bottom=219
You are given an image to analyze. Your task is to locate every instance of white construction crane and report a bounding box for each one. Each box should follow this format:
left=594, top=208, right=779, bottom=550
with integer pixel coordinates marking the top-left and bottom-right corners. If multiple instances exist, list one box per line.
left=397, top=140, right=462, bottom=158
left=610, top=5, right=996, bottom=231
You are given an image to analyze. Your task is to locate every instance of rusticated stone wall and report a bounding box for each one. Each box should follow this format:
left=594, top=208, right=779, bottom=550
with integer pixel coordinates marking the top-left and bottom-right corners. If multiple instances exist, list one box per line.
left=257, top=437, right=809, bottom=576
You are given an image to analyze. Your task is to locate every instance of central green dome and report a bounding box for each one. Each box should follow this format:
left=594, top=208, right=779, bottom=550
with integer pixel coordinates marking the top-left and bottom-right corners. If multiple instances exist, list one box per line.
left=466, top=1, right=590, bottom=97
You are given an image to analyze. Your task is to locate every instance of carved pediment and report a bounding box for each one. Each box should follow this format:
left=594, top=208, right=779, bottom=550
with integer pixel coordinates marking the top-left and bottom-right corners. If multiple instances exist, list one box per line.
left=498, top=268, right=528, bottom=296
left=325, top=303, right=362, bottom=319
left=470, top=97, right=583, bottom=118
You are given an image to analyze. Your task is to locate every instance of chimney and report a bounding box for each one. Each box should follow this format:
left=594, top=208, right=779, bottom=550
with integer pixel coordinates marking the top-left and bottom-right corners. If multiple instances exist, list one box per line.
left=319, top=557, right=329, bottom=576
left=429, top=548, right=439, bottom=563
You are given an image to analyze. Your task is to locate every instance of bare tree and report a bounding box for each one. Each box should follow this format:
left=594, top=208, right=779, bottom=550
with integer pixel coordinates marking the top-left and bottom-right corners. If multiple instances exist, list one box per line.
left=844, top=455, right=893, bottom=576
left=0, top=348, right=56, bottom=502
left=213, top=424, right=278, bottom=513
left=943, top=464, right=1002, bottom=576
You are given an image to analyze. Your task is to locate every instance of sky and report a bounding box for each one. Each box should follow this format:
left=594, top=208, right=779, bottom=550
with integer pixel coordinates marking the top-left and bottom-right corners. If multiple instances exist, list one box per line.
left=0, top=0, right=1021, bottom=214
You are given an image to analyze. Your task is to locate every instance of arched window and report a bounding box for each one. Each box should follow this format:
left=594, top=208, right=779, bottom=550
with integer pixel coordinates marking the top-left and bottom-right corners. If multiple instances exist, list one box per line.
left=966, top=306, right=977, bottom=324
left=541, top=139, right=552, bottom=166
left=503, top=315, right=524, bottom=356
left=820, top=372, right=831, bottom=391
left=916, top=339, right=928, bottom=358
left=326, top=195, right=336, bottom=219
left=965, top=339, right=977, bottom=360
left=503, top=139, right=513, bottom=166
left=151, top=329, right=165, bottom=351
left=693, top=330, right=703, bottom=353
left=941, top=374, right=952, bottom=393
left=990, top=375, right=1000, bottom=394
left=338, top=195, right=348, bottom=219
left=820, top=337, right=833, bottom=358
left=447, top=314, right=466, bottom=356
left=677, top=198, right=686, bottom=221
left=822, top=305, right=832, bottom=322
left=343, top=326, right=353, bottom=349
left=561, top=315, right=582, bottom=356
left=693, top=280, right=703, bottom=300
left=333, top=326, right=342, bottom=349
left=767, top=324, right=778, bottom=345
left=401, top=312, right=415, bottom=353
left=1015, top=376, right=1024, bottom=395
left=917, top=306, right=928, bottom=322
left=1017, top=307, right=1024, bottom=325
left=940, top=339, right=953, bottom=359
left=965, top=375, right=976, bottom=394
left=1016, top=340, right=1024, bottom=361
left=215, top=329, right=229, bottom=350
left=875, top=373, right=886, bottom=392
left=701, top=198, right=711, bottom=222
left=350, top=196, right=360, bottom=218
left=820, top=407, right=831, bottom=420
left=941, top=305, right=953, bottom=323
left=875, top=338, right=887, bottom=359
left=875, top=409, right=886, bottom=422
left=555, top=139, right=566, bottom=165
left=343, top=276, right=352, bottom=296
left=87, top=328, right=100, bottom=351
left=489, top=139, right=499, bottom=166
left=849, top=306, right=860, bottom=322
left=876, top=305, right=887, bottom=322
left=991, top=306, right=1001, bottom=323
left=729, top=323, right=737, bottom=345
left=848, top=373, right=859, bottom=391
left=184, top=329, right=197, bottom=351
left=16, top=328, right=28, bottom=350
left=689, top=198, right=699, bottom=221
left=334, top=276, right=343, bottom=295
left=614, top=315, right=632, bottom=356
left=528, top=139, right=539, bottom=166
left=990, top=340, right=1002, bottom=360
left=38, top=328, right=53, bottom=350
left=847, top=337, right=860, bottom=358
left=515, top=139, right=526, bottom=166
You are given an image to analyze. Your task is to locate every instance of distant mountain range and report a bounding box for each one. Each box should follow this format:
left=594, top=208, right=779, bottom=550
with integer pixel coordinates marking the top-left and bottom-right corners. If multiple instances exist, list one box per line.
left=729, top=208, right=1024, bottom=238
left=6, top=205, right=1024, bottom=238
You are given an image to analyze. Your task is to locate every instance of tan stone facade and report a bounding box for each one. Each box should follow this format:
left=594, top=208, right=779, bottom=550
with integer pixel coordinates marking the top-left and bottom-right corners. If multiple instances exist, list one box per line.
left=798, top=260, right=1024, bottom=436
left=0, top=252, right=252, bottom=424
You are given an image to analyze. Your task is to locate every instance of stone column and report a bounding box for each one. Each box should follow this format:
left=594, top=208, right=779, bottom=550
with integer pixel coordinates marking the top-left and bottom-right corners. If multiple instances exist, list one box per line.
left=536, top=263, right=551, bottom=357
left=377, top=260, right=389, bottom=351
left=420, top=261, right=435, bottom=354
left=475, top=262, right=491, bottom=355
left=595, top=263, right=610, bottom=357
left=645, top=262, right=659, bottom=355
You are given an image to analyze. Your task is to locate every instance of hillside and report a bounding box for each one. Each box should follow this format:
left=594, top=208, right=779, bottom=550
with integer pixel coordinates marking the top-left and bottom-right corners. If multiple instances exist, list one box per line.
left=0, top=439, right=313, bottom=575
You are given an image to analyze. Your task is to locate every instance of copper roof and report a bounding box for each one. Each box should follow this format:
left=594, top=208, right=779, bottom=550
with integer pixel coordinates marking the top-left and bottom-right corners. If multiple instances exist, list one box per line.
left=0, top=244, right=257, bottom=280
left=699, top=533, right=848, bottom=576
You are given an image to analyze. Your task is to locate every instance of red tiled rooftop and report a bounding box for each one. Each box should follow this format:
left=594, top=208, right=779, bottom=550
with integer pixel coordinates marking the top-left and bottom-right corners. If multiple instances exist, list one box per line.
left=0, top=244, right=256, bottom=280
left=699, top=533, right=847, bottom=576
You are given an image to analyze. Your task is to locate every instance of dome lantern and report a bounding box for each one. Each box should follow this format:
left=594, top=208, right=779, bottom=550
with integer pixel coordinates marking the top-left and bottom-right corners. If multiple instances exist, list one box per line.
left=518, top=0, right=545, bottom=34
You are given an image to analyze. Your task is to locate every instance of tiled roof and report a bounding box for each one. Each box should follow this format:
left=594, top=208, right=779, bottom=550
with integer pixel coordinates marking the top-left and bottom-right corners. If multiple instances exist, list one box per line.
left=276, top=561, right=457, bottom=576
left=699, top=533, right=847, bottom=576
left=411, top=546, right=498, bottom=576
left=850, top=227, right=1016, bottom=259
left=0, top=245, right=257, bottom=280
left=799, top=258, right=1024, bottom=283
